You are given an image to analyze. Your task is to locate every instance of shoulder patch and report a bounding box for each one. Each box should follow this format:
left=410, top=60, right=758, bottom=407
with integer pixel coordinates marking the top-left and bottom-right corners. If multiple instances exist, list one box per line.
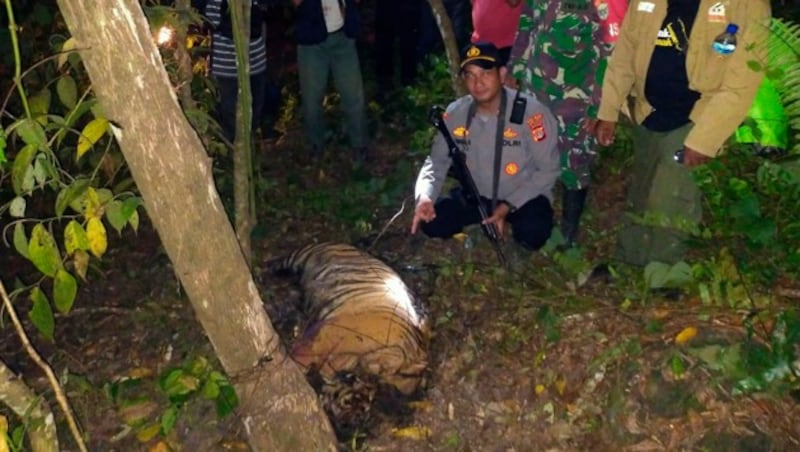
left=526, top=114, right=547, bottom=142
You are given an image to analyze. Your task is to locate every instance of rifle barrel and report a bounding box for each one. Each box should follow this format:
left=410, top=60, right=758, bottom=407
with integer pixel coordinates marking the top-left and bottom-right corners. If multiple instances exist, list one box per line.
left=429, top=106, right=507, bottom=267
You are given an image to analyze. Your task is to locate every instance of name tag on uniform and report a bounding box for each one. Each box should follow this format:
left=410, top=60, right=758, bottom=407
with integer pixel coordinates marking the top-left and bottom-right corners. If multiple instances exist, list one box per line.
left=637, top=1, right=655, bottom=12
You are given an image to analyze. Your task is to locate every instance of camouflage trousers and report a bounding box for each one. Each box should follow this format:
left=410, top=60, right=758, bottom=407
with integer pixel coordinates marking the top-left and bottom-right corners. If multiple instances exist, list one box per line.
left=554, top=103, right=598, bottom=191
left=615, top=123, right=702, bottom=266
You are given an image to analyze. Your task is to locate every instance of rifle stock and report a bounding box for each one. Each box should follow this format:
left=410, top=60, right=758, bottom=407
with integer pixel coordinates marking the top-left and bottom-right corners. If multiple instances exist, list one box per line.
left=428, top=106, right=507, bottom=266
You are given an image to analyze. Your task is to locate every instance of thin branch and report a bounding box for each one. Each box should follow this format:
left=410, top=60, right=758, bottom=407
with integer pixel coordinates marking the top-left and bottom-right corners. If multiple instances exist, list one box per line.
left=367, top=199, right=406, bottom=252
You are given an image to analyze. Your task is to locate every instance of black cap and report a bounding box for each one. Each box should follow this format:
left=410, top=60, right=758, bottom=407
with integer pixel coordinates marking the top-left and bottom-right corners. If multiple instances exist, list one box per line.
left=460, top=42, right=501, bottom=70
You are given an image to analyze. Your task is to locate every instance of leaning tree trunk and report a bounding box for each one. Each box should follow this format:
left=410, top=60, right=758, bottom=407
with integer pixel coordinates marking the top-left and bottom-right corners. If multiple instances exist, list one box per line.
left=426, top=0, right=465, bottom=97
left=0, top=358, right=58, bottom=452
left=55, top=1, right=337, bottom=450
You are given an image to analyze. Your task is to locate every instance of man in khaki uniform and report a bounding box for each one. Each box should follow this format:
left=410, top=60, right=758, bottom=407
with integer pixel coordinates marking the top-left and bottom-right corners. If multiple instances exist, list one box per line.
left=595, top=0, right=771, bottom=265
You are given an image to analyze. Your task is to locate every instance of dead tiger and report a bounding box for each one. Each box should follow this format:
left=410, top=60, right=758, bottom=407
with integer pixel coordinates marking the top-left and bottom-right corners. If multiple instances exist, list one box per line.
left=269, top=242, right=430, bottom=397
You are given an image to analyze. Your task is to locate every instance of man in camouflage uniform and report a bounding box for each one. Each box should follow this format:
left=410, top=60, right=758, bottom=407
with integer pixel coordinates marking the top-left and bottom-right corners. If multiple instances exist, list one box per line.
left=509, top=0, right=627, bottom=246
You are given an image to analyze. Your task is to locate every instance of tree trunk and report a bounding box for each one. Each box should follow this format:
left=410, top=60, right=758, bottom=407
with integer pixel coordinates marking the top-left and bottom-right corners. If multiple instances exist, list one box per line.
left=0, top=358, right=58, bottom=452
left=173, top=0, right=195, bottom=110
left=54, top=1, right=337, bottom=450
left=426, top=0, right=465, bottom=97
left=228, top=0, right=255, bottom=264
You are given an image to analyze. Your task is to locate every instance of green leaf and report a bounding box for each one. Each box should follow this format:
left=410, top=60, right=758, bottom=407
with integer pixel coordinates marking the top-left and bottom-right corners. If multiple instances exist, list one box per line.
left=160, top=369, right=198, bottom=402
left=664, top=261, right=693, bottom=286
left=0, top=128, right=6, bottom=164
left=160, top=406, right=179, bottom=435
left=13, top=222, right=29, bottom=259
left=55, top=177, right=90, bottom=217
left=29, top=287, right=55, bottom=341
left=37, top=153, right=60, bottom=189
left=14, top=118, right=48, bottom=149
left=32, top=154, right=49, bottom=186
left=53, top=269, right=78, bottom=314
left=200, top=379, right=220, bottom=400
left=746, top=59, right=763, bottom=72
left=730, top=195, right=760, bottom=220
left=29, top=89, right=52, bottom=125
left=105, top=200, right=127, bottom=234
left=688, top=344, right=743, bottom=376
left=644, top=262, right=670, bottom=289
left=29, top=224, right=63, bottom=277
left=9, top=196, right=26, bottom=218
left=11, top=144, right=37, bottom=195
left=56, top=75, right=78, bottom=109
left=765, top=67, right=785, bottom=81
left=743, top=217, right=776, bottom=245
left=187, top=357, right=210, bottom=376
left=129, top=210, right=140, bottom=232
left=122, top=197, right=143, bottom=221
left=669, top=353, right=686, bottom=378
left=215, top=384, right=238, bottom=418
left=64, top=220, right=90, bottom=255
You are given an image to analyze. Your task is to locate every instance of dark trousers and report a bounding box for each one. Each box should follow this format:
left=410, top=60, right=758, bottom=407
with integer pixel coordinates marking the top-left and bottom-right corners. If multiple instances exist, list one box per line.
left=375, top=0, right=421, bottom=93
left=215, top=72, right=268, bottom=143
left=421, top=194, right=554, bottom=250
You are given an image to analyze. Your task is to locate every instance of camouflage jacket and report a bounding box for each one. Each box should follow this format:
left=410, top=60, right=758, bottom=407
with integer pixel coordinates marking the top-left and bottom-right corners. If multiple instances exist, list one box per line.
left=509, top=0, right=623, bottom=119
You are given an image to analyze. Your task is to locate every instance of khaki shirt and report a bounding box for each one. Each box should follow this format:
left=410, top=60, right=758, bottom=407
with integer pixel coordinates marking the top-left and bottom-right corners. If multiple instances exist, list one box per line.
left=597, top=0, right=771, bottom=157
left=415, top=87, right=560, bottom=210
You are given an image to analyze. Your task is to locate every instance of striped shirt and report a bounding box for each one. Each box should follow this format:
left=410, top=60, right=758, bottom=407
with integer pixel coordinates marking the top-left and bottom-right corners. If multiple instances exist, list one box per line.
left=205, top=0, right=267, bottom=78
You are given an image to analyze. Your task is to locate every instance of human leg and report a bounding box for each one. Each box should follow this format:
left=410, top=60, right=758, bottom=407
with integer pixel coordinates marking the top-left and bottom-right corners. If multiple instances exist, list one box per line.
left=556, top=104, right=597, bottom=247
left=250, top=71, right=268, bottom=135
left=297, top=42, right=330, bottom=151
left=615, top=123, right=700, bottom=265
left=420, top=194, right=484, bottom=239
left=215, top=76, right=238, bottom=143
left=508, top=195, right=554, bottom=250
left=561, top=187, right=588, bottom=247
left=329, top=32, right=368, bottom=151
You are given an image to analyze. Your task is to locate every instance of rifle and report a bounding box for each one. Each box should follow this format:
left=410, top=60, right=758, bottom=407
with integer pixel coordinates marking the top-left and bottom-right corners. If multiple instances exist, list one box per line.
left=428, top=106, right=507, bottom=267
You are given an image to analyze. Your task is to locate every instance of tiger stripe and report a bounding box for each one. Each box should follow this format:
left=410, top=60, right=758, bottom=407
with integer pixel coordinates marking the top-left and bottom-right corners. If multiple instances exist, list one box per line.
left=270, top=242, right=430, bottom=395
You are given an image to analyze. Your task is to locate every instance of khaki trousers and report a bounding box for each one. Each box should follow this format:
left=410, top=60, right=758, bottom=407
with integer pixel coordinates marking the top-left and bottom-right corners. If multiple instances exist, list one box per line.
left=615, top=123, right=702, bottom=266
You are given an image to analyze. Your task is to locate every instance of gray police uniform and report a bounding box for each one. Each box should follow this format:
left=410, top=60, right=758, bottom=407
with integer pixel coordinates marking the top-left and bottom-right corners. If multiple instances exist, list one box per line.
left=414, top=87, right=561, bottom=250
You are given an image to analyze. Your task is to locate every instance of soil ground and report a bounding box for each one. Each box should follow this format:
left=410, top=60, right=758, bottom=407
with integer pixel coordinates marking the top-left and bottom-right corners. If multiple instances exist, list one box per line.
left=2, top=115, right=800, bottom=451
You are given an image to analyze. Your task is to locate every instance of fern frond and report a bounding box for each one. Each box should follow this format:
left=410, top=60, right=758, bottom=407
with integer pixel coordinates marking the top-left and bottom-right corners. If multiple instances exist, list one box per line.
left=768, top=18, right=800, bottom=67
left=766, top=19, right=800, bottom=91
left=766, top=19, right=800, bottom=153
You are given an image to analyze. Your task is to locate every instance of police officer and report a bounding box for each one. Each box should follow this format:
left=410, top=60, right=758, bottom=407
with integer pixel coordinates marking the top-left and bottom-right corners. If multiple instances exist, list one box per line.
left=411, top=42, right=560, bottom=251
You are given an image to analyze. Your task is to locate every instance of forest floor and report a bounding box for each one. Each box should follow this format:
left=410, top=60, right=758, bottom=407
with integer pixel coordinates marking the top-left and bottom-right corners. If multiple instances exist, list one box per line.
left=2, top=112, right=800, bottom=452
